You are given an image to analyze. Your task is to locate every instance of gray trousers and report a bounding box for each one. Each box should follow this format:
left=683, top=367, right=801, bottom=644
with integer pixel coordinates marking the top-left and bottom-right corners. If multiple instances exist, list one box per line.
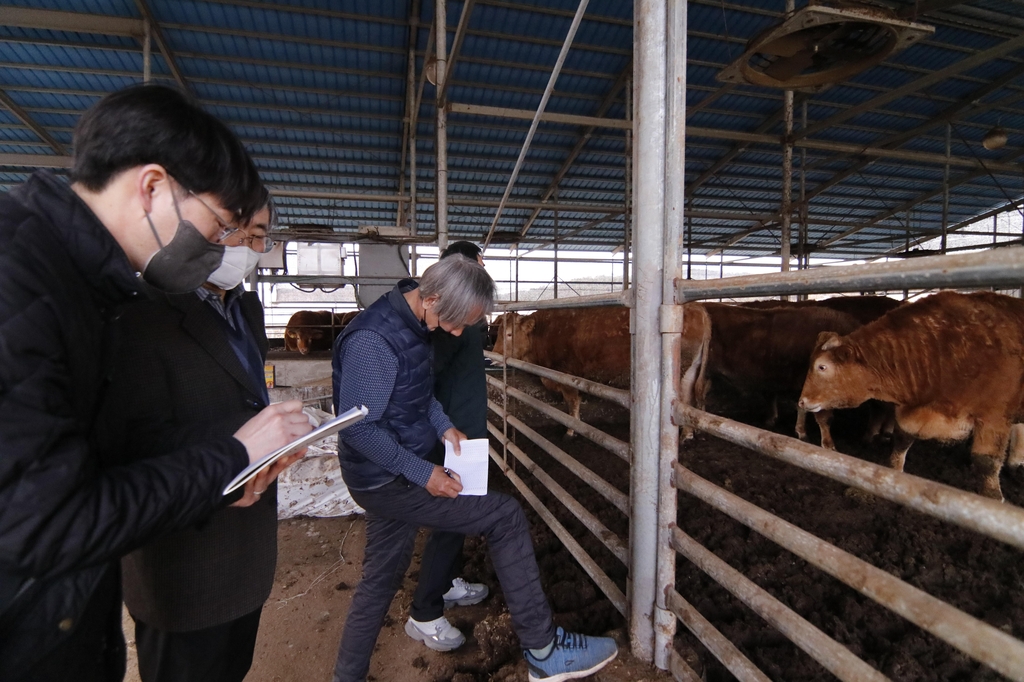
left=332, top=478, right=555, bottom=682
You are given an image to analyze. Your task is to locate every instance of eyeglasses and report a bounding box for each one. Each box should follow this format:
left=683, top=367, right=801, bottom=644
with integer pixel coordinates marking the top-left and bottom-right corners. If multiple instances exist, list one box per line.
left=187, top=190, right=236, bottom=237
left=230, top=233, right=278, bottom=254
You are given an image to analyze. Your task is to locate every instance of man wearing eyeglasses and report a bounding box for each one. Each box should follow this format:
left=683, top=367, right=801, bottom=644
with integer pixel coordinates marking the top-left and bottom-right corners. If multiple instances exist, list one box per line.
left=96, top=197, right=290, bottom=682
left=0, top=85, right=311, bottom=682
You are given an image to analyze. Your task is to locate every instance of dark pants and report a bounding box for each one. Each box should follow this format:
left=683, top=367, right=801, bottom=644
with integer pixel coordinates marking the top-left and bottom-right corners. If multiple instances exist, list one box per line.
left=134, top=608, right=262, bottom=682
left=332, top=479, right=555, bottom=682
left=410, top=442, right=465, bottom=623
left=410, top=530, right=465, bottom=621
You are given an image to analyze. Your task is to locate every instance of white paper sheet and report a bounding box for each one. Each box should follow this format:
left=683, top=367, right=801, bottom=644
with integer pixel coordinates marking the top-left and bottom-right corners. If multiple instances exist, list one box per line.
left=443, top=438, right=489, bottom=496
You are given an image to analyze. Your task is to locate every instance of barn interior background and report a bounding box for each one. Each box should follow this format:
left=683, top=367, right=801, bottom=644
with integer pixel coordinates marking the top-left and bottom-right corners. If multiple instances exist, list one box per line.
left=3, top=0, right=1024, bottom=680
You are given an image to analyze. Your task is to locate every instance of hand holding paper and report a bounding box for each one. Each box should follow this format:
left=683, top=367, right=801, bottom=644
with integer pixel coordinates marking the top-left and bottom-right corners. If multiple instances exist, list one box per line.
left=443, top=438, right=489, bottom=496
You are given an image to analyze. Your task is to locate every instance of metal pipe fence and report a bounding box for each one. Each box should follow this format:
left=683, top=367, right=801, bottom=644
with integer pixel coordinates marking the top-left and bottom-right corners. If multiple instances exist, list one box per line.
left=659, top=245, right=1024, bottom=681
left=485, top=309, right=633, bottom=623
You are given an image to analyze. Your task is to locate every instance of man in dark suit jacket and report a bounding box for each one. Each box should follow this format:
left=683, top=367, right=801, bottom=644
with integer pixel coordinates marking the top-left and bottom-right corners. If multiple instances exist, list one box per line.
left=98, top=204, right=295, bottom=682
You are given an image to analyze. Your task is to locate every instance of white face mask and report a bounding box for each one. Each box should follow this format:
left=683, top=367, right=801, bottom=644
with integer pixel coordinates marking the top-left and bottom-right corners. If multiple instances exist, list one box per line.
left=206, top=245, right=261, bottom=290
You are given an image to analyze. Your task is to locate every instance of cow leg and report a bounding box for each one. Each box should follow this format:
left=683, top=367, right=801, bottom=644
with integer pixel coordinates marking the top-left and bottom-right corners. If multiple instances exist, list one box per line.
left=765, top=395, right=779, bottom=428
left=971, top=421, right=1010, bottom=501
left=889, top=425, right=915, bottom=472
left=815, top=410, right=836, bottom=450
left=865, top=402, right=896, bottom=443
left=794, top=407, right=808, bottom=441
left=1007, top=424, right=1024, bottom=468
left=561, top=387, right=582, bottom=438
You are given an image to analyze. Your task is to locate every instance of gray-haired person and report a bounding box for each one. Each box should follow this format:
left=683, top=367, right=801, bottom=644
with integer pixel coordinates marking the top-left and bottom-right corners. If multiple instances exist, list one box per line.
left=331, top=256, right=618, bottom=682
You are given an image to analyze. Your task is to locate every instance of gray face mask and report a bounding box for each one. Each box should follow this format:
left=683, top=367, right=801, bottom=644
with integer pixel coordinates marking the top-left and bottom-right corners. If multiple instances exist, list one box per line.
left=142, top=190, right=226, bottom=293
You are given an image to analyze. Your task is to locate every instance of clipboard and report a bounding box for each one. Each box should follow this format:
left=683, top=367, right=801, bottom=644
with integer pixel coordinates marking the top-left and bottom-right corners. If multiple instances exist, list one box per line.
left=223, top=405, right=368, bottom=495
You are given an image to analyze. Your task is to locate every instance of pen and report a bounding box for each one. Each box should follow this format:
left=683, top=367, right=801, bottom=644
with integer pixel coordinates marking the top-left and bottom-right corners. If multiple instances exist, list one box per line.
left=443, top=467, right=453, bottom=478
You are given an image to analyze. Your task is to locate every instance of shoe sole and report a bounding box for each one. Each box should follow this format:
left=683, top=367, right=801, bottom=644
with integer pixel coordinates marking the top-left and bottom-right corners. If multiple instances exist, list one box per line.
left=404, top=619, right=465, bottom=652
left=527, top=649, right=618, bottom=682
left=443, top=592, right=489, bottom=608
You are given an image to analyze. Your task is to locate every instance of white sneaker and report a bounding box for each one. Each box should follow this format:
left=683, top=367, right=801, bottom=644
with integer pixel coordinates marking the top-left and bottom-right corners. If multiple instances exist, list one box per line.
left=405, top=616, right=466, bottom=651
left=442, top=577, right=490, bottom=608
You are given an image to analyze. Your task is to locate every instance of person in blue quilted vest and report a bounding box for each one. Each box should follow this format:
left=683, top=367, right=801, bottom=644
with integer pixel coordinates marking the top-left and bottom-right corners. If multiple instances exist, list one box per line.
left=331, top=255, right=618, bottom=682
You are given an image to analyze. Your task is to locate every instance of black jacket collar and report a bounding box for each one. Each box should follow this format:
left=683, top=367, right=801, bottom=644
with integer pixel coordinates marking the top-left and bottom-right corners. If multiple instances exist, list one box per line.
left=13, top=171, right=140, bottom=305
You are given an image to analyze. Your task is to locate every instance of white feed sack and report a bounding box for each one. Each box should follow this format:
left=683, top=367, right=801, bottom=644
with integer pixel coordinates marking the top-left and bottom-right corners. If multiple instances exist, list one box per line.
left=276, top=408, right=364, bottom=520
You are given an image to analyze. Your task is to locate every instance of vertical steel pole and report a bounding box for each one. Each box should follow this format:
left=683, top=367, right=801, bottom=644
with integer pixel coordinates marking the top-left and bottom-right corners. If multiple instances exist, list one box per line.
left=779, top=0, right=794, bottom=280
left=435, top=0, right=449, bottom=251
left=623, top=78, right=633, bottom=291
left=631, top=0, right=667, bottom=663
left=941, top=123, right=950, bottom=254
left=799, top=100, right=807, bottom=275
left=554, top=191, right=559, bottom=299
left=654, top=0, right=686, bottom=668
left=143, top=21, right=151, bottom=83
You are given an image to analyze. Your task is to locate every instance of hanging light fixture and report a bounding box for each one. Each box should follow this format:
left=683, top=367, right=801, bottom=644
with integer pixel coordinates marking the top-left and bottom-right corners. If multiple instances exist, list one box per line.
left=982, top=125, right=1008, bottom=151
left=424, top=57, right=438, bottom=86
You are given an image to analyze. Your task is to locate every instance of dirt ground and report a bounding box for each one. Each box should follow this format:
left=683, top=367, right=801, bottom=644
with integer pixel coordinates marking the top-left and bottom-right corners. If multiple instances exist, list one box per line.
left=124, top=369, right=1024, bottom=681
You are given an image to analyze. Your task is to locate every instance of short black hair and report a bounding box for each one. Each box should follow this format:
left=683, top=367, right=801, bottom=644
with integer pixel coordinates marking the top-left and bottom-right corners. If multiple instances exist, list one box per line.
left=441, top=240, right=482, bottom=261
left=70, top=84, right=265, bottom=223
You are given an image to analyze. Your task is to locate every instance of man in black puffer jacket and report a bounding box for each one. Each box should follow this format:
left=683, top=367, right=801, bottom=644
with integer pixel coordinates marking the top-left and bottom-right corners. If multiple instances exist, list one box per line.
left=0, top=85, right=311, bottom=682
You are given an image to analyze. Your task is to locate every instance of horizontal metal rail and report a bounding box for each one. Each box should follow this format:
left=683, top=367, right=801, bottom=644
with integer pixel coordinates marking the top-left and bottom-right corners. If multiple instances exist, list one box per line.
left=488, top=446, right=627, bottom=616
left=484, top=351, right=631, bottom=409
left=496, top=288, right=632, bottom=311
left=487, top=400, right=629, bottom=515
left=677, top=404, right=1024, bottom=552
left=487, top=422, right=628, bottom=565
left=675, top=463, right=1024, bottom=681
left=669, top=526, right=889, bottom=682
left=485, top=375, right=630, bottom=461
left=666, top=589, right=771, bottom=682
left=675, top=247, right=1024, bottom=301
left=667, top=649, right=704, bottom=682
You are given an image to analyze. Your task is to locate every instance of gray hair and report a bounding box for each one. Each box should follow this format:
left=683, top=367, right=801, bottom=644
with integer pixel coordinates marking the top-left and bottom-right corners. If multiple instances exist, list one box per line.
left=419, top=254, right=495, bottom=325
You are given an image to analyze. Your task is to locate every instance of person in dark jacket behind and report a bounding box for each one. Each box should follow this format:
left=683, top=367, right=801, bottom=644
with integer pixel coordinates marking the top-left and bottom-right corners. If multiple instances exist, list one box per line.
left=331, top=255, right=618, bottom=682
left=0, top=85, right=311, bottom=682
left=406, top=241, right=490, bottom=651
left=97, top=200, right=296, bottom=682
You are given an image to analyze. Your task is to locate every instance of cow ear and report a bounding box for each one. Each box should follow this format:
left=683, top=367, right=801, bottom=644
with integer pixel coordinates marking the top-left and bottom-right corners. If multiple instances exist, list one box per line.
left=520, top=315, right=537, bottom=333
left=818, top=331, right=842, bottom=351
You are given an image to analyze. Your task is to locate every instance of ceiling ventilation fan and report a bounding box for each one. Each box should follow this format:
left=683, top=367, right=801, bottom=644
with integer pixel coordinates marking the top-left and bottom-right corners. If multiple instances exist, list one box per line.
left=718, top=3, right=934, bottom=92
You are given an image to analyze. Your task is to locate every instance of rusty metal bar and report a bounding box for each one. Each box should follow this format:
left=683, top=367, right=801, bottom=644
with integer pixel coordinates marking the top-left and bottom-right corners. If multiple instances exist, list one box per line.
left=675, top=247, right=1024, bottom=301
left=489, top=446, right=627, bottom=616
left=496, top=288, right=632, bottom=311
left=669, top=526, right=889, bottom=682
left=483, top=351, right=631, bottom=409
left=666, top=590, right=771, bottom=682
left=484, top=375, right=630, bottom=461
left=676, top=404, right=1024, bottom=552
left=487, top=422, right=628, bottom=565
left=674, top=463, right=1024, bottom=681
left=487, top=400, right=629, bottom=515
left=667, top=649, right=704, bottom=682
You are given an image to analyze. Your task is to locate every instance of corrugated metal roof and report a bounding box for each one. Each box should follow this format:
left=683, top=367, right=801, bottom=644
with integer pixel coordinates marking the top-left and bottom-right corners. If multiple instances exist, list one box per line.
left=0, top=0, right=1020, bottom=259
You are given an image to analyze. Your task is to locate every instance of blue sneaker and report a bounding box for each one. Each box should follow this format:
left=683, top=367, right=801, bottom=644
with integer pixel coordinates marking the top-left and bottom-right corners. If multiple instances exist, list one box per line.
left=524, top=627, right=618, bottom=682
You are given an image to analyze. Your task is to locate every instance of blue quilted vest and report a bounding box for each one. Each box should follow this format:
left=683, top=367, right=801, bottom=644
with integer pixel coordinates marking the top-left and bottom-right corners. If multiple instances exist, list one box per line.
left=333, top=280, right=436, bottom=490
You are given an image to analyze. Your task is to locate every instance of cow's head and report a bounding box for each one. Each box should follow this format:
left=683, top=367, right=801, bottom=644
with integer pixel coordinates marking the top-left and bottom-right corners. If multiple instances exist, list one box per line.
left=798, top=331, right=873, bottom=412
left=284, top=311, right=334, bottom=355
left=492, top=312, right=536, bottom=361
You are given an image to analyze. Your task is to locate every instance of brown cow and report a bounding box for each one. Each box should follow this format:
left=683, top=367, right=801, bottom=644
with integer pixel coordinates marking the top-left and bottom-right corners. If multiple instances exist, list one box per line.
left=493, top=307, right=630, bottom=436
left=799, top=291, right=1024, bottom=500
left=685, top=303, right=864, bottom=448
left=741, top=295, right=902, bottom=325
left=284, top=310, right=357, bottom=354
